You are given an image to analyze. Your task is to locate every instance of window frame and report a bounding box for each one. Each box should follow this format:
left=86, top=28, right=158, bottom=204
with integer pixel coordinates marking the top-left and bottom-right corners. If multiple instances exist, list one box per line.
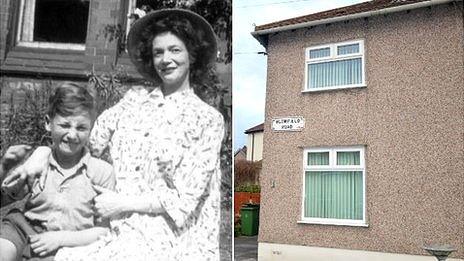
left=15, top=0, right=89, bottom=51
left=303, top=39, right=366, bottom=92
left=299, top=146, right=367, bottom=227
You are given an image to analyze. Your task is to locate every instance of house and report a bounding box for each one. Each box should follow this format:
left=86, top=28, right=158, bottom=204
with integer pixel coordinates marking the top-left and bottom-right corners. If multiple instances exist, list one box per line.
left=0, top=0, right=142, bottom=87
left=234, top=124, right=263, bottom=219
left=234, top=146, right=248, bottom=163
left=252, top=0, right=463, bottom=260
left=245, top=123, right=264, bottom=162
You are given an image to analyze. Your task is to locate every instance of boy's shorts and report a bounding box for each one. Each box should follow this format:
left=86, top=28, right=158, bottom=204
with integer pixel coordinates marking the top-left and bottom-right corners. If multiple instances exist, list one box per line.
left=0, top=209, right=55, bottom=260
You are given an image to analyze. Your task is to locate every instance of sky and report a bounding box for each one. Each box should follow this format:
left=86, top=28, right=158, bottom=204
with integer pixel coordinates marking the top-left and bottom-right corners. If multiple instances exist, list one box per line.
left=232, top=0, right=369, bottom=151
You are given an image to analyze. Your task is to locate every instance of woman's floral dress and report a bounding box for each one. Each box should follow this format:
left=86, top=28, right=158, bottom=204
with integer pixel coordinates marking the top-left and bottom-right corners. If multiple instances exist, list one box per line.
left=54, top=86, right=224, bottom=261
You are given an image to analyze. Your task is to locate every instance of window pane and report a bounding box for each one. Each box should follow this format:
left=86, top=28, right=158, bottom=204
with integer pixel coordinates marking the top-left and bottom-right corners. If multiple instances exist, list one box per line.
left=337, top=43, right=359, bottom=55
left=304, top=171, right=363, bottom=220
left=337, top=151, right=360, bottom=165
left=307, top=152, right=329, bottom=166
left=308, top=58, right=362, bottom=89
left=33, top=0, right=90, bottom=43
left=309, top=47, right=330, bottom=59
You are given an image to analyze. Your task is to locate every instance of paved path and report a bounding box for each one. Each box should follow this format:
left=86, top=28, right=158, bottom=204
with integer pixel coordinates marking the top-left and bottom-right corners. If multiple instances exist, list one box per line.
left=234, top=236, right=258, bottom=261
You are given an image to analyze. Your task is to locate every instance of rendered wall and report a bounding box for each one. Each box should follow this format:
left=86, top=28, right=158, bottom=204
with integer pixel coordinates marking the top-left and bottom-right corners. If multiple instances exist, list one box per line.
left=260, top=3, right=463, bottom=258
left=247, top=131, right=264, bottom=162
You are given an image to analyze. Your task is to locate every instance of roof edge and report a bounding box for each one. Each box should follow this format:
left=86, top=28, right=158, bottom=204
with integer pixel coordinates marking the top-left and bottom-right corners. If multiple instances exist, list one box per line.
left=252, top=0, right=456, bottom=45
left=244, top=123, right=265, bottom=134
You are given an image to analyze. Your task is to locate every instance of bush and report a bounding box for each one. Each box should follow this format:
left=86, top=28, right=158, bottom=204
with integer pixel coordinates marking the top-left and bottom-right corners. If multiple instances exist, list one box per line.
left=87, top=68, right=131, bottom=116
left=234, top=160, right=261, bottom=187
left=234, top=222, right=242, bottom=237
left=234, top=183, right=260, bottom=193
left=0, top=81, right=52, bottom=156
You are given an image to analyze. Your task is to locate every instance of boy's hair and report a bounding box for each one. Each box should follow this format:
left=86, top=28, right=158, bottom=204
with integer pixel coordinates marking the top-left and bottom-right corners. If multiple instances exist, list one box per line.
left=48, top=82, right=95, bottom=118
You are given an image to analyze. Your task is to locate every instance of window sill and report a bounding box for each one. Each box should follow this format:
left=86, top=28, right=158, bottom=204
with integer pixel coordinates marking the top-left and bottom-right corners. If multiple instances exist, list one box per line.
left=17, top=42, right=85, bottom=51
left=10, top=45, right=85, bottom=55
left=302, top=84, right=367, bottom=93
left=297, top=219, right=369, bottom=227
left=0, top=47, right=88, bottom=77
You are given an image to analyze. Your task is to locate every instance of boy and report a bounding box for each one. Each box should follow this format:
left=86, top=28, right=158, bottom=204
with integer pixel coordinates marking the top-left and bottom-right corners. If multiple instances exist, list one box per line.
left=0, top=82, right=115, bottom=261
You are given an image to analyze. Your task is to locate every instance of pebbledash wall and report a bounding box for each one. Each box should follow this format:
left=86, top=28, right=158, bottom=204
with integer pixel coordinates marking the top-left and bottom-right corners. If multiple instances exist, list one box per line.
left=257, top=2, right=463, bottom=261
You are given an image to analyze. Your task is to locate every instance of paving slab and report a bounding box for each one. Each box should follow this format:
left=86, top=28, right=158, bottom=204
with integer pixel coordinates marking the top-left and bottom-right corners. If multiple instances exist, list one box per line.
left=234, top=236, right=258, bottom=261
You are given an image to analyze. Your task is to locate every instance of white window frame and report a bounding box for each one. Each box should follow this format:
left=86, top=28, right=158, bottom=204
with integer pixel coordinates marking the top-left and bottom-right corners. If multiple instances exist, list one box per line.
left=16, top=0, right=87, bottom=51
left=298, top=146, right=367, bottom=227
left=126, top=0, right=137, bottom=39
left=303, top=39, right=366, bottom=92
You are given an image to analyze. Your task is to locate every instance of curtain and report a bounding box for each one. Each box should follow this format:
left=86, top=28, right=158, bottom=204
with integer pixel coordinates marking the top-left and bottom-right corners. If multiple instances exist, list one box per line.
left=337, top=151, right=360, bottom=165
left=307, top=152, right=329, bottom=165
left=308, top=58, right=362, bottom=89
left=305, top=151, right=363, bottom=220
left=305, top=171, right=363, bottom=220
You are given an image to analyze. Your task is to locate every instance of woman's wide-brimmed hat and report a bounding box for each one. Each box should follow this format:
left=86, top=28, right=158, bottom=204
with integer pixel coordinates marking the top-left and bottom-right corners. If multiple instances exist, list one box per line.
left=127, top=9, right=217, bottom=83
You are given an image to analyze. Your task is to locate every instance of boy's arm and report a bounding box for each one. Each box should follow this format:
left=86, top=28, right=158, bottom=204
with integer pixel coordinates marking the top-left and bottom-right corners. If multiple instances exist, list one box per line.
left=60, top=227, right=109, bottom=247
left=88, top=159, right=116, bottom=223
left=0, top=177, right=26, bottom=206
left=1, top=175, right=29, bottom=204
left=29, top=227, right=109, bottom=256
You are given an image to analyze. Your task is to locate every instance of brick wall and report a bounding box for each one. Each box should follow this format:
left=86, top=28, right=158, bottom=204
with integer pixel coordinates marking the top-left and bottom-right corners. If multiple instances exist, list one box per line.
left=0, top=0, right=140, bottom=78
left=0, top=0, right=12, bottom=61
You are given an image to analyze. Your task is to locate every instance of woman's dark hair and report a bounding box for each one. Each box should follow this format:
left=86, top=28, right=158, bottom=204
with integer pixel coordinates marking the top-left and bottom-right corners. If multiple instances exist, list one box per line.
left=138, top=14, right=213, bottom=85
left=48, top=82, right=95, bottom=119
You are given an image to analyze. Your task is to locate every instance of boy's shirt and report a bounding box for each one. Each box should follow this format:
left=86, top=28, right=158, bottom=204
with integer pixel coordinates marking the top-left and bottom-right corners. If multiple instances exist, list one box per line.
left=24, top=149, right=115, bottom=231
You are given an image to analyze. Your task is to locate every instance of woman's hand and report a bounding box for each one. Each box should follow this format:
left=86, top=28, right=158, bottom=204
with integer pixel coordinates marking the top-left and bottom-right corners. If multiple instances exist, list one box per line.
left=93, top=185, right=127, bottom=218
left=7, top=146, right=51, bottom=189
left=30, top=231, right=64, bottom=256
left=1, top=145, right=33, bottom=197
left=1, top=145, right=32, bottom=170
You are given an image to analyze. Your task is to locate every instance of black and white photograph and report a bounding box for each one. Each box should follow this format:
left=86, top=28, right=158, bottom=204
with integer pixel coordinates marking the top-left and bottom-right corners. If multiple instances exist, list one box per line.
left=1, top=0, right=231, bottom=260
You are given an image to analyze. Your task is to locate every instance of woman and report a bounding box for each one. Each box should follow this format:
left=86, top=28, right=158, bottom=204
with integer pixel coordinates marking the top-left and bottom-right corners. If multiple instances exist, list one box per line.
left=15, top=9, right=224, bottom=261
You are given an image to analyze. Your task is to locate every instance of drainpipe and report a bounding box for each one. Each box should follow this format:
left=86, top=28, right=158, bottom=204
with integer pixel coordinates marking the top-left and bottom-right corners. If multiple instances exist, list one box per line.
left=251, top=133, right=255, bottom=162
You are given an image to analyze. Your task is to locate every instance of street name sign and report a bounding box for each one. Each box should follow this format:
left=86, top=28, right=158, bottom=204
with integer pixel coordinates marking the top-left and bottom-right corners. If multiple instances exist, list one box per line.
left=272, top=117, right=305, bottom=131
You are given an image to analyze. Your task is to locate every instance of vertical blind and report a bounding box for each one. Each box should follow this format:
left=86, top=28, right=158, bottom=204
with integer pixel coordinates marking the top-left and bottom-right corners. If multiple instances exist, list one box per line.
left=337, top=44, right=360, bottom=55
left=305, top=151, right=363, bottom=220
left=309, top=47, right=330, bottom=59
left=308, top=58, right=362, bottom=89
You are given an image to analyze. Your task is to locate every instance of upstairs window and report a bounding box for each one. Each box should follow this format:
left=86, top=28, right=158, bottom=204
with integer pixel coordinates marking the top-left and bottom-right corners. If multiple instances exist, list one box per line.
left=17, top=0, right=90, bottom=50
left=301, top=146, right=366, bottom=226
left=305, top=40, right=365, bottom=91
